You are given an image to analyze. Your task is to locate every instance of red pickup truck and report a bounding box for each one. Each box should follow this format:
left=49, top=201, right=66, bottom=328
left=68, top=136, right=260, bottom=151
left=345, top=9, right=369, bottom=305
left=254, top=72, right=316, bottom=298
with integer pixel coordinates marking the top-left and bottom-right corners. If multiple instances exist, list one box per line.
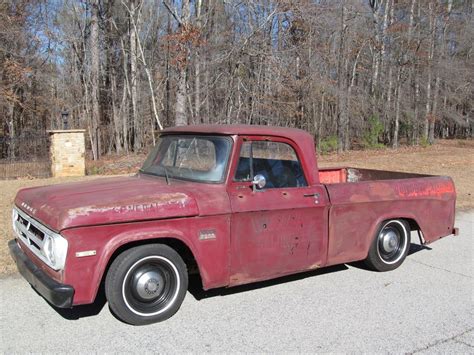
left=9, top=125, right=457, bottom=325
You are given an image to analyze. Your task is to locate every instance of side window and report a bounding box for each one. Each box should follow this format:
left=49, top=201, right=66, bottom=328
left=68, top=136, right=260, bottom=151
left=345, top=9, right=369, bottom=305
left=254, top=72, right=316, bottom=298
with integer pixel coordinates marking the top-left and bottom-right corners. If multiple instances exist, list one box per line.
left=234, top=140, right=307, bottom=188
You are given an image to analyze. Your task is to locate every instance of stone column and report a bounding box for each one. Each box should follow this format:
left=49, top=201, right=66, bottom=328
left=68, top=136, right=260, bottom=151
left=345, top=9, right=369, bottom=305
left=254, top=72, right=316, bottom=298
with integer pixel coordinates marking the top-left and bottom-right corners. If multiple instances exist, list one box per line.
left=48, top=130, right=86, bottom=177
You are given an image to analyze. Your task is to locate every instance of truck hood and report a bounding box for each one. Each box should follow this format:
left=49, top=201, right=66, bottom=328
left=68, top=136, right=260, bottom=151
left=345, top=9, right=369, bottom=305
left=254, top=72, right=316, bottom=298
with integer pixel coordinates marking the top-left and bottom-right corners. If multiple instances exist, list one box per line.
left=14, top=175, right=199, bottom=231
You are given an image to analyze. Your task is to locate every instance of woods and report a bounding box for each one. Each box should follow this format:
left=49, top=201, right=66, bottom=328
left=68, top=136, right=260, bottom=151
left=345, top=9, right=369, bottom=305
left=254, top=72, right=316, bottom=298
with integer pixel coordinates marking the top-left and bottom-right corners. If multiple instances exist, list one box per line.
left=1, top=0, right=473, bottom=159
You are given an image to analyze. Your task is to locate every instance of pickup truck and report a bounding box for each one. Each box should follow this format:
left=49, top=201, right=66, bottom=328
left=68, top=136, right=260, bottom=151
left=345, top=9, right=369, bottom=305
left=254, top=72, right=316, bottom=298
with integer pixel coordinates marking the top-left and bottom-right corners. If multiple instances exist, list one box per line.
left=9, top=125, right=458, bottom=325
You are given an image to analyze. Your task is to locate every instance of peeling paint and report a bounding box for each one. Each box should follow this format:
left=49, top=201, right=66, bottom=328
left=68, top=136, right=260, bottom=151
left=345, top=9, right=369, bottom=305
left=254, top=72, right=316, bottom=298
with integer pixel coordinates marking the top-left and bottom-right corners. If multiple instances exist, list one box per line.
left=67, top=193, right=190, bottom=218
left=309, top=262, right=320, bottom=270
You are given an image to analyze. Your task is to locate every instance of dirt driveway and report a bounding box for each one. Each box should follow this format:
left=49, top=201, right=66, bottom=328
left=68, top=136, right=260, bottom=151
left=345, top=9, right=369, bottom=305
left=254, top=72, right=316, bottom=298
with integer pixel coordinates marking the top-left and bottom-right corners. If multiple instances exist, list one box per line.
left=1, top=140, right=472, bottom=275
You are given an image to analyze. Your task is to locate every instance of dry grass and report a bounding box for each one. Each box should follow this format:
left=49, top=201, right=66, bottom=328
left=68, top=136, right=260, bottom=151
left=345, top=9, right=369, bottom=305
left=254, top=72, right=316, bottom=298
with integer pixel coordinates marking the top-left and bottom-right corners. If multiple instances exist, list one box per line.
left=318, top=139, right=474, bottom=210
left=0, top=175, right=113, bottom=275
left=1, top=139, right=472, bottom=276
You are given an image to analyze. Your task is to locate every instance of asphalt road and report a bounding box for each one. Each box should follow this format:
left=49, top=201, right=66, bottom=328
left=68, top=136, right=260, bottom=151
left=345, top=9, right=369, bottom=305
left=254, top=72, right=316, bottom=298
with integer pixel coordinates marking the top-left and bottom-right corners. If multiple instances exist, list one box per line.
left=1, top=211, right=473, bottom=353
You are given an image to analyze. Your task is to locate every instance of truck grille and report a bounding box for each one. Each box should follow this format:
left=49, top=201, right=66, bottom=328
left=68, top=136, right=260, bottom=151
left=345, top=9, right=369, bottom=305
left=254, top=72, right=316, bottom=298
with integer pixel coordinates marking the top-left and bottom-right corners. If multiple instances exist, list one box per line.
left=12, top=207, right=52, bottom=267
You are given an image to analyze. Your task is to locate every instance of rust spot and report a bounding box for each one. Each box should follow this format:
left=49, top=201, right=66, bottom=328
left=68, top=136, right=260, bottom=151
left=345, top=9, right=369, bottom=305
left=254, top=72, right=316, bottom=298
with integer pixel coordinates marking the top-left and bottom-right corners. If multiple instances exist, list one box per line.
left=349, top=193, right=367, bottom=203
left=230, top=272, right=260, bottom=285
left=396, top=181, right=454, bottom=198
left=370, top=183, right=393, bottom=198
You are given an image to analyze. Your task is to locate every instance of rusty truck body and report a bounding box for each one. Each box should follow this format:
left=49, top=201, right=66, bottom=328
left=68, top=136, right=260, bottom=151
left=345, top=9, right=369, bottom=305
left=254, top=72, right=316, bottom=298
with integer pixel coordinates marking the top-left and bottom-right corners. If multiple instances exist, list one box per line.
left=9, top=125, right=457, bottom=325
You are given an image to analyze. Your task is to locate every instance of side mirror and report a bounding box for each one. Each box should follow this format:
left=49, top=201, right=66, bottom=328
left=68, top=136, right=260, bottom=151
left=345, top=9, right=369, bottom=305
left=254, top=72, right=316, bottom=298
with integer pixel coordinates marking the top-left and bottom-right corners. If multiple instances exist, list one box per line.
left=252, top=174, right=266, bottom=191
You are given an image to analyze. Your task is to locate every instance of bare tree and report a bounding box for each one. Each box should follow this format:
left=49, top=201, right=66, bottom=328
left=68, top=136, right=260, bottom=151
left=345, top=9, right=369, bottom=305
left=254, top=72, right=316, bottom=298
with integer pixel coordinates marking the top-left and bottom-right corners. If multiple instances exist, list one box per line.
left=2, top=0, right=472, bottom=160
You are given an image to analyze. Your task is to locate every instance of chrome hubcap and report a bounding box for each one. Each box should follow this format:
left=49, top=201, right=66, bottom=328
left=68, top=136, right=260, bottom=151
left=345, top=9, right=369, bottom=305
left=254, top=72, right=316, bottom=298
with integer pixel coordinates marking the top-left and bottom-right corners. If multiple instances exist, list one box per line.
left=135, top=270, right=164, bottom=300
left=122, top=256, right=180, bottom=316
left=377, top=222, right=407, bottom=264
left=381, top=230, right=399, bottom=253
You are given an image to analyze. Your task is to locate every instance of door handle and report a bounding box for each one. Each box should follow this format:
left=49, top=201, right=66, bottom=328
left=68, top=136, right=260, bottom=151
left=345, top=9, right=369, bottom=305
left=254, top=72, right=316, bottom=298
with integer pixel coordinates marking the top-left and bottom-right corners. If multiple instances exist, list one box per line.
left=304, top=193, right=320, bottom=204
left=303, top=193, right=320, bottom=198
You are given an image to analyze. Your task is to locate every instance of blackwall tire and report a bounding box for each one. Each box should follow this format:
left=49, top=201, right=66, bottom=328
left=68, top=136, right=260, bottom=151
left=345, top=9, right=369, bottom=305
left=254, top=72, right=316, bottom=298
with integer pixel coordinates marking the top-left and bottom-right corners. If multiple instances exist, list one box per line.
left=105, top=244, right=188, bottom=325
left=364, top=219, right=411, bottom=272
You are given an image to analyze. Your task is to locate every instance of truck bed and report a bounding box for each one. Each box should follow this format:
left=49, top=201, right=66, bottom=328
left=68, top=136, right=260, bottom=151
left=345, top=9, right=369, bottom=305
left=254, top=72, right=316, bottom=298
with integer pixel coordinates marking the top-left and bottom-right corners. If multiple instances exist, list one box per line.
left=319, top=167, right=431, bottom=184
left=319, top=167, right=456, bottom=267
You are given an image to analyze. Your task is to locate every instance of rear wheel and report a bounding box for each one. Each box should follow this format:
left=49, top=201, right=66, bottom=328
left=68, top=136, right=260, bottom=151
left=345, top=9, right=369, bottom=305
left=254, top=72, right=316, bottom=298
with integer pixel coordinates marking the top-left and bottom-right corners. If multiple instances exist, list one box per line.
left=364, top=219, right=410, bottom=271
left=105, top=244, right=188, bottom=325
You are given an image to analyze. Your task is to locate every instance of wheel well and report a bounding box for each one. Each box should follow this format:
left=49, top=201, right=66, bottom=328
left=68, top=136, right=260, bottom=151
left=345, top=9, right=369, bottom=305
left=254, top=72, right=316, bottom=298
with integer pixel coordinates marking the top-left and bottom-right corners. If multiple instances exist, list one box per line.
left=98, top=238, right=201, bottom=299
left=403, top=218, right=421, bottom=232
left=379, top=218, right=420, bottom=232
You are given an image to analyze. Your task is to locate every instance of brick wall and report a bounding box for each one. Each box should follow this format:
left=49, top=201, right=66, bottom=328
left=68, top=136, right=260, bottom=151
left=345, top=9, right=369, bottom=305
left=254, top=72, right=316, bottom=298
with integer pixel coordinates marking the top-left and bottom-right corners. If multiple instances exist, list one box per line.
left=48, top=130, right=86, bottom=177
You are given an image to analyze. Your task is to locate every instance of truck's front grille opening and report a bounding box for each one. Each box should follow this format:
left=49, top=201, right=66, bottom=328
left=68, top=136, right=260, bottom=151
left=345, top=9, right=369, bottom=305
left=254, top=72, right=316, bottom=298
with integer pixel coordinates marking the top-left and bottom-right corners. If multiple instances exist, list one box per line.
left=13, top=207, right=52, bottom=266
left=18, top=215, right=28, bottom=227
left=29, top=239, right=41, bottom=250
left=29, top=225, right=45, bottom=241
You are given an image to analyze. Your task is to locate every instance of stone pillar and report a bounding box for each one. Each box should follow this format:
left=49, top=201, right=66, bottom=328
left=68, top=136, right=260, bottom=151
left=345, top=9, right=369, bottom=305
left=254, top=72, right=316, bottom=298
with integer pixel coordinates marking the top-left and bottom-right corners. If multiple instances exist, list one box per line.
left=48, top=130, right=86, bottom=177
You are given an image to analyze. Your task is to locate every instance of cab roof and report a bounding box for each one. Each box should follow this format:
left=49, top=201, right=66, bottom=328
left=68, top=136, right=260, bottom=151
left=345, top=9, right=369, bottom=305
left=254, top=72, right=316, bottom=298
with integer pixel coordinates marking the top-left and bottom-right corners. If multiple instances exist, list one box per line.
left=162, top=124, right=313, bottom=143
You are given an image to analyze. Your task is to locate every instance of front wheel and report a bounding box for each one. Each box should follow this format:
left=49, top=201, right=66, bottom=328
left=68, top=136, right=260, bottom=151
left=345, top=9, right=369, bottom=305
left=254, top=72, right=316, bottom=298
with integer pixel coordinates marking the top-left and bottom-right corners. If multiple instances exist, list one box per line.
left=105, top=244, right=188, bottom=325
left=364, top=219, right=411, bottom=272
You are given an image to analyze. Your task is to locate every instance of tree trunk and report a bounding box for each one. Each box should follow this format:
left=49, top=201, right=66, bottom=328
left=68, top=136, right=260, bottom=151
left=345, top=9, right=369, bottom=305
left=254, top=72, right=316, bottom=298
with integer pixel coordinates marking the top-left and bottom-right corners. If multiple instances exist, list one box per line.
left=337, top=0, right=348, bottom=153
left=129, top=0, right=140, bottom=149
left=90, top=0, right=100, bottom=160
left=430, top=75, right=440, bottom=144
left=392, top=67, right=402, bottom=148
left=110, top=70, right=122, bottom=154
left=424, top=1, right=436, bottom=142
left=407, top=0, right=417, bottom=144
left=317, top=92, right=325, bottom=151
left=194, top=0, right=203, bottom=123
left=127, top=1, right=163, bottom=131
left=175, top=0, right=191, bottom=127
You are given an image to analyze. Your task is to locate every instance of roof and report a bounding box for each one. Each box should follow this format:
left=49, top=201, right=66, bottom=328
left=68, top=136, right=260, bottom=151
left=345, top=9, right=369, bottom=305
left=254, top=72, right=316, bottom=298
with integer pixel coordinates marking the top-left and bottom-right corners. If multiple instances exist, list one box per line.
left=162, top=124, right=313, bottom=143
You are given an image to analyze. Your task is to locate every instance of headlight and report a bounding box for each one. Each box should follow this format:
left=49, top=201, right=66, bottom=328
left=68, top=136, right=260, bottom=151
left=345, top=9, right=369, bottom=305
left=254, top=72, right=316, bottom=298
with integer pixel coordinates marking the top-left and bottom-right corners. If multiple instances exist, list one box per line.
left=41, top=234, right=68, bottom=270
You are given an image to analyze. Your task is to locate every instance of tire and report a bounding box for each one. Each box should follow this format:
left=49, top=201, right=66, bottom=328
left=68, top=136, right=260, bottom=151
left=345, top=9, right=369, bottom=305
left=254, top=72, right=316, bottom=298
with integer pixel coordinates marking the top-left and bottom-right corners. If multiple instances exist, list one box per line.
left=364, top=219, right=411, bottom=272
left=105, top=244, right=188, bottom=325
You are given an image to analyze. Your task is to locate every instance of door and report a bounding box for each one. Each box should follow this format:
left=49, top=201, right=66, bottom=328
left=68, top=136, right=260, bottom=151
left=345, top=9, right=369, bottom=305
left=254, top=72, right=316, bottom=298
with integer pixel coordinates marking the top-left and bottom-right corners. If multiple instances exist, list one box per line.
left=228, top=137, right=329, bottom=286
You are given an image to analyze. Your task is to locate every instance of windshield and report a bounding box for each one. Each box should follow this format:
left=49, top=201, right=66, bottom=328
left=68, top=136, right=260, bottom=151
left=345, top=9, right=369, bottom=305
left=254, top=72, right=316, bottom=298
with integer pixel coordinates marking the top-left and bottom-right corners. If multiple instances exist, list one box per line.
left=140, top=135, right=232, bottom=183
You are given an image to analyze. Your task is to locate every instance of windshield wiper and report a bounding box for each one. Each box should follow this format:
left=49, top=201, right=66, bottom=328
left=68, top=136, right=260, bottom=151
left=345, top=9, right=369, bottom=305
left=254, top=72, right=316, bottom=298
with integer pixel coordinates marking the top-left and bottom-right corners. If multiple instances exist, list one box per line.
left=163, top=166, right=171, bottom=185
left=139, top=167, right=170, bottom=185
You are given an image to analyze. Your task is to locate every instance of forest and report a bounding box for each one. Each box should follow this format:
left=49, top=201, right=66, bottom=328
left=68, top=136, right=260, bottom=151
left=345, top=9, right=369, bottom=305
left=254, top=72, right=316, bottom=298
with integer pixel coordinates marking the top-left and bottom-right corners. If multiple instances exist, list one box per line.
left=0, top=0, right=472, bottom=160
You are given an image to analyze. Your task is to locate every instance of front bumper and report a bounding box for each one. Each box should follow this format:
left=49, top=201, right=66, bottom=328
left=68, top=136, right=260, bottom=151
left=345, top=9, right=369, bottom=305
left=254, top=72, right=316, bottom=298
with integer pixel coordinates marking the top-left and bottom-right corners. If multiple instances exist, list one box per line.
left=8, top=239, right=74, bottom=308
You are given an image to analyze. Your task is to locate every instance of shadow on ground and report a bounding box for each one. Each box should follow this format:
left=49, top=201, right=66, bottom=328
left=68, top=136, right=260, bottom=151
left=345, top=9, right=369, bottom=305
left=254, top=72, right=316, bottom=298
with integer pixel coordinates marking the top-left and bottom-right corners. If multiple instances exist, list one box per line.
left=348, top=242, right=432, bottom=271
left=45, top=264, right=349, bottom=321
left=188, top=264, right=348, bottom=300
left=48, top=284, right=107, bottom=320
left=408, top=243, right=432, bottom=255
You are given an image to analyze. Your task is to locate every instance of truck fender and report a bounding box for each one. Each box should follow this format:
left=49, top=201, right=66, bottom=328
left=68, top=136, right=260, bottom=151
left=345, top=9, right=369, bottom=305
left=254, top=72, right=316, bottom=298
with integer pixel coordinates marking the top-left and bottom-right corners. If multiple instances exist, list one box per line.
left=94, top=228, right=202, bottom=302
